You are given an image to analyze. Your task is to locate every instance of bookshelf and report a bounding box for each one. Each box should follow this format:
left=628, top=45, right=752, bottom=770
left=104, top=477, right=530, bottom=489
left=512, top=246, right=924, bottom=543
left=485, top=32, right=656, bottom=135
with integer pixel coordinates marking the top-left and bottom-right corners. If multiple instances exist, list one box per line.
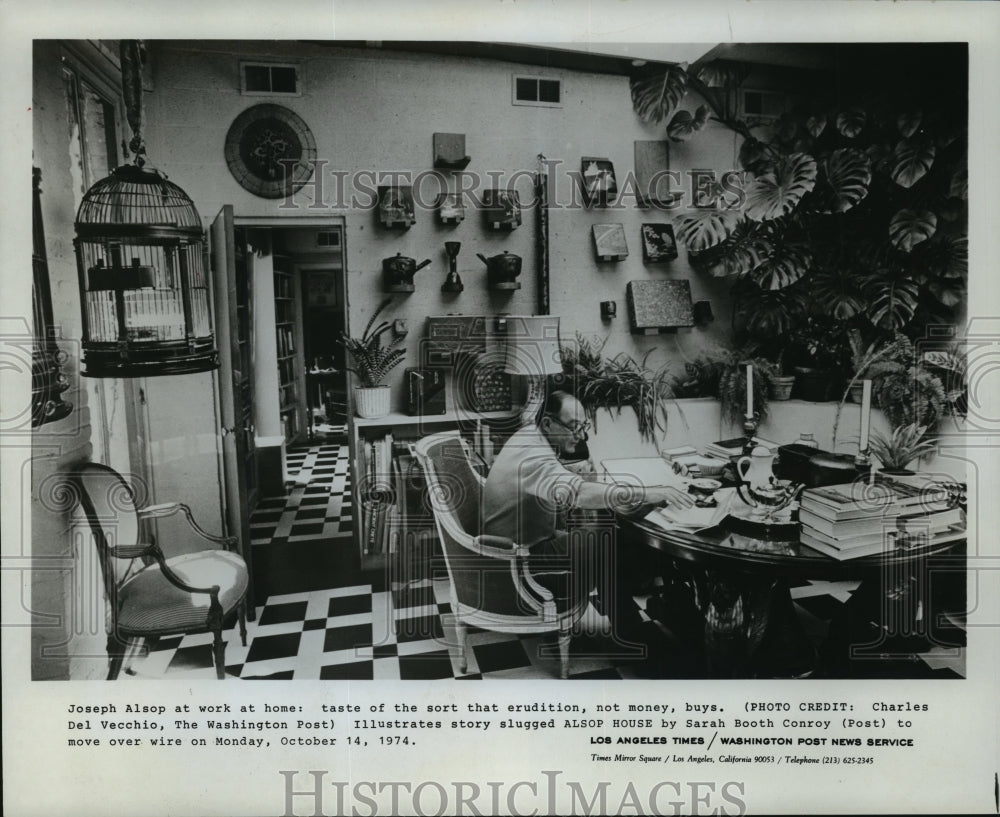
left=349, top=409, right=519, bottom=573
left=274, top=263, right=306, bottom=444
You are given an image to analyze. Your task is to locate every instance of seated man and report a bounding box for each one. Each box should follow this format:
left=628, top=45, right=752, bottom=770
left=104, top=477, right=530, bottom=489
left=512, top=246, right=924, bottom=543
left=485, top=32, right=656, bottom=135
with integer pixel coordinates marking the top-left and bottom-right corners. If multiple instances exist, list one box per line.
left=482, top=390, right=692, bottom=639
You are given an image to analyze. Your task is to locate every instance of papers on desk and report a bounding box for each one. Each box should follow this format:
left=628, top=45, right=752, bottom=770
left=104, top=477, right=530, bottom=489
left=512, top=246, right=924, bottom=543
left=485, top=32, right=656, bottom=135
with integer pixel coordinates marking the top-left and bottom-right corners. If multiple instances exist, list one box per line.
left=601, top=457, right=684, bottom=488
left=644, top=488, right=736, bottom=533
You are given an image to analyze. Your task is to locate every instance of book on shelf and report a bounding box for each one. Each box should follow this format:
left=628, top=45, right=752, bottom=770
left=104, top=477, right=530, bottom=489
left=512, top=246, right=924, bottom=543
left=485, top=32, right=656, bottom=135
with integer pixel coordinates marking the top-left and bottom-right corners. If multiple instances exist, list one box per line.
left=798, top=505, right=964, bottom=539
left=800, top=526, right=966, bottom=561
left=703, top=436, right=780, bottom=459
left=800, top=474, right=954, bottom=522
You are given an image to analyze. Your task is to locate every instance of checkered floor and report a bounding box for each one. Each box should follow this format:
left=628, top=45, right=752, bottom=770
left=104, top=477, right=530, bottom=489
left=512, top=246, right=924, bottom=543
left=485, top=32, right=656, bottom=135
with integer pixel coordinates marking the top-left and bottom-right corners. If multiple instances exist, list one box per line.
left=121, top=439, right=967, bottom=681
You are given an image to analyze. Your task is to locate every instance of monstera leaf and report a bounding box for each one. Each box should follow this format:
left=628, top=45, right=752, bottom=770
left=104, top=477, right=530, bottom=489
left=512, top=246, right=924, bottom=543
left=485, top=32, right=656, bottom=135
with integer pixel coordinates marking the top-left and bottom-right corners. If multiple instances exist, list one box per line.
left=809, top=269, right=866, bottom=320
left=744, top=153, right=817, bottom=222
left=667, top=105, right=709, bottom=141
left=949, top=166, right=968, bottom=200
left=820, top=148, right=872, bottom=213
left=889, top=209, right=938, bottom=251
left=897, top=110, right=923, bottom=138
left=865, top=276, right=920, bottom=330
left=689, top=220, right=771, bottom=278
left=890, top=139, right=936, bottom=188
left=738, top=136, right=771, bottom=174
left=672, top=207, right=739, bottom=252
left=736, top=283, right=807, bottom=337
left=928, top=276, right=966, bottom=307
left=630, top=63, right=690, bottom=124
left=836, top=108, right=867, bottom=138
left=695, top=60, right=751, bottom=88
left=924, top=233, right=968, bottom=280
left=805, top=114, right=828, bottom=139
left=750, top=245, right=812, bottom=290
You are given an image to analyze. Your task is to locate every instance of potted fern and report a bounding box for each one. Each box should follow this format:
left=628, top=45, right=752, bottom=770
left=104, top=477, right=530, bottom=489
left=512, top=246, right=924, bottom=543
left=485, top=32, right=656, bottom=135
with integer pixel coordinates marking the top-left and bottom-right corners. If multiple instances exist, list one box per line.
left=340, top=298, right=406, bottom=419
left=869, top=423, right=937, bottom=474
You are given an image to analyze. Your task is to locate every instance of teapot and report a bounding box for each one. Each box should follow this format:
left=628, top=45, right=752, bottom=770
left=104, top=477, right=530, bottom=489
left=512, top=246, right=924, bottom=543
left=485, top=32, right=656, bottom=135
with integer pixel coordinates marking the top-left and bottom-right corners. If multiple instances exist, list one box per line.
left=736, top=446, right=802, bottom=521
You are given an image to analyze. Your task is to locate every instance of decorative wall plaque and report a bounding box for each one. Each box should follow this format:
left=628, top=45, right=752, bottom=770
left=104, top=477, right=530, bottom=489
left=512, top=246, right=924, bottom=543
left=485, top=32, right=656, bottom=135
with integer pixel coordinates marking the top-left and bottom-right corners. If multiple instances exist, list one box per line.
left=592, top=223, right=628, bottom=261
left=580, top=157, right=617, bottom=207
left=483, top=189, right=521, bottom=230
left=640, top=223, right=679, bottom=262
left=626, top=279, right=695, bottom=333
left=378, top=185, right=416, bottom=228
left=224, top=104, right=317, bottom=199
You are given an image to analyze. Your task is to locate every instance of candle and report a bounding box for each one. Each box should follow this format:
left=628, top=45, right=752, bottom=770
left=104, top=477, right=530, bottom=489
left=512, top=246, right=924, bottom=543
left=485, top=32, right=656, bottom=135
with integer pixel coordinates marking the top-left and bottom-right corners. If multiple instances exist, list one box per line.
left=859, top=379, right=872, bottom=452
left=746, top=365, right=754, bottom=418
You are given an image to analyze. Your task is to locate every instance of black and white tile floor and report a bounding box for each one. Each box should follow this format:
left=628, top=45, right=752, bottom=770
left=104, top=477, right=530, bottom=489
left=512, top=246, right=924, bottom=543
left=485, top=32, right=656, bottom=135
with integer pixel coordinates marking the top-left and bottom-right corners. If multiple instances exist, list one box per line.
left=123, top=439, right=966, bottom=681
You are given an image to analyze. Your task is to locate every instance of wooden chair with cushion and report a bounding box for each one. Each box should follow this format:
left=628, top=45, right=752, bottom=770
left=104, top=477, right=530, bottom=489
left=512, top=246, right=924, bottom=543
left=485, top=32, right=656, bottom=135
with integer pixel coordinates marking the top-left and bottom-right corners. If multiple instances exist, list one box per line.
left=69, top=462, right=249, bottom=680
left=411, top=431, right=588, bottom=678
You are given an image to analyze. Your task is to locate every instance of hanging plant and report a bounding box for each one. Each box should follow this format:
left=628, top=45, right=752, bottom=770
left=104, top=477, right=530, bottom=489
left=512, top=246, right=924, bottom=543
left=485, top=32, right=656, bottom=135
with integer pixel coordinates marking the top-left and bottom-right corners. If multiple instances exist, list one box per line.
left=744, top=153, right=818, bottom=222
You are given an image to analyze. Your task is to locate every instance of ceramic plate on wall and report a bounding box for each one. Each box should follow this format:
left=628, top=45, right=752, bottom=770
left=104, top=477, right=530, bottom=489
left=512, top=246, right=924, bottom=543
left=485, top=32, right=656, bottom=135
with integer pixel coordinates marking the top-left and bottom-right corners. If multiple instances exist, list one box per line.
left=224, top=104, right=317, bottom=199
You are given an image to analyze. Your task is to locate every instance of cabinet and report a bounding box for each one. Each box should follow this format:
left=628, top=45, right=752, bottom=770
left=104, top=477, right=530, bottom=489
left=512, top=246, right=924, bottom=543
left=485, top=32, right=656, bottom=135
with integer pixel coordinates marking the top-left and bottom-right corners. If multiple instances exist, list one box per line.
left=273, top=264, right=305, bottom=444
left=349, top=409, right=518, bottom=574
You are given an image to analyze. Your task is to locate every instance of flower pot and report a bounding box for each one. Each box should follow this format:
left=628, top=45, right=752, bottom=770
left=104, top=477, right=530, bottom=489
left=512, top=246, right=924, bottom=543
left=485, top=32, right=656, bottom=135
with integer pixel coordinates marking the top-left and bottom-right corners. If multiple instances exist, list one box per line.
left=878, top=467, right=916, bottom=476
left=769, top=375, right=796, bottom=401
left=354, top=386, right=391, bottom=419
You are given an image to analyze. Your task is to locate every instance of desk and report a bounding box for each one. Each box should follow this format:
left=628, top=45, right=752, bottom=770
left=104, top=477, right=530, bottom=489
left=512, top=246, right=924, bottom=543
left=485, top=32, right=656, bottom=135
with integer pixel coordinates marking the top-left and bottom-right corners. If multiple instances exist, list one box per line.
left=618, top=508, right=964, bottom=678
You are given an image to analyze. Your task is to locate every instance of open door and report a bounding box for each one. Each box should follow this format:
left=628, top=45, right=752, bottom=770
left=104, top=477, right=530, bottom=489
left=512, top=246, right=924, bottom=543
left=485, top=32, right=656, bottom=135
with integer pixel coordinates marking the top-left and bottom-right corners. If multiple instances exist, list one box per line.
left=210, top=205, right=256, bottom=618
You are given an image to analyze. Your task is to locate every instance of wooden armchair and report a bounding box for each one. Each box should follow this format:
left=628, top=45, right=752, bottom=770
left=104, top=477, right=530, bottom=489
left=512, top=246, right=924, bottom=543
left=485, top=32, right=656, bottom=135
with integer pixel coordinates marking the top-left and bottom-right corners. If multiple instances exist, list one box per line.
left=69, top=462, right=249, bottom=680
left=411, top=431, right=588, bottom=678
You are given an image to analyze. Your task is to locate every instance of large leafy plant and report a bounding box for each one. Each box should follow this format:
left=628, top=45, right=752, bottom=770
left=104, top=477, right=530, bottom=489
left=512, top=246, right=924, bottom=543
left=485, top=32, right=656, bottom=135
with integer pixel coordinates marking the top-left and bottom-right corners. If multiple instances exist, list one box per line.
left=557, top=332, right=672, bottom=443
left=631, top=50, right=968, bottom=352
left=340, top=298, right=406, bottom=388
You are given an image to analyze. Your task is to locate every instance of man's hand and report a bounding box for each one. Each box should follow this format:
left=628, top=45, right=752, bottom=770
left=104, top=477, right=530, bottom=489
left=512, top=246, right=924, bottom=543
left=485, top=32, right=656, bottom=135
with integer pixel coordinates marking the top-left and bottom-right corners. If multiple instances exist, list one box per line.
left=644, top=485, right=695, bottom=508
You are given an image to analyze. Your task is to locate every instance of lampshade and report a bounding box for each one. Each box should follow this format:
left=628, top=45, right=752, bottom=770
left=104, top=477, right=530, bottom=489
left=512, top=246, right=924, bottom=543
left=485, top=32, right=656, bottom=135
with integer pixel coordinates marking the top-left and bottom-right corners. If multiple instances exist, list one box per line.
left=502, top=316, right=562, bottom=377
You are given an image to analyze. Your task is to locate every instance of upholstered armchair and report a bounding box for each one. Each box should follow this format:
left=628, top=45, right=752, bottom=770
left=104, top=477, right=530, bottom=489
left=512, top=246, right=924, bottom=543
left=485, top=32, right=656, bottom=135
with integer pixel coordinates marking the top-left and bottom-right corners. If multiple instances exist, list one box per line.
left=412, top=431, right=588, bottom=678
left=69, top=462, right=249, bottom=680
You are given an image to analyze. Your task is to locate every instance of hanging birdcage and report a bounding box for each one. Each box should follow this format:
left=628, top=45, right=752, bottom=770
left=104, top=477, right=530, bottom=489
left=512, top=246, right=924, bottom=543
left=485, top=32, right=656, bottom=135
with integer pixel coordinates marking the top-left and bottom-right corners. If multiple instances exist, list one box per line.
left=74, top=163, right=218, bottom=376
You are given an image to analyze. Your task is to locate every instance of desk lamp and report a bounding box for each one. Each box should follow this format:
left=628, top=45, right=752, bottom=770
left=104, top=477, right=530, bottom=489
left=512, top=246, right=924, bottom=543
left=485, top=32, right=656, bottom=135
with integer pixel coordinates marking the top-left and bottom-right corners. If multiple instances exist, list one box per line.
left=502, top=315, right=562, bottom=425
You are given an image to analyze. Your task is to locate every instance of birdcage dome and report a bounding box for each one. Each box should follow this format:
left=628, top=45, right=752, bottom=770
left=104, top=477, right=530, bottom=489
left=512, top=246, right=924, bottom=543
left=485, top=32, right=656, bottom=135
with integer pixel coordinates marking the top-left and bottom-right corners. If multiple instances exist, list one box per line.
left=75, top=164, right=202, bottom=238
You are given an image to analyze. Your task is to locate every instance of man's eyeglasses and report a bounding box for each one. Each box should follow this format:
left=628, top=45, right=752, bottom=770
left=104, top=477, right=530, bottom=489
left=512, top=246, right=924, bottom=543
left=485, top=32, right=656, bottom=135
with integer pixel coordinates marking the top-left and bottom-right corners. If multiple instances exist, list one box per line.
left=545, top=415, right=591, bottom=436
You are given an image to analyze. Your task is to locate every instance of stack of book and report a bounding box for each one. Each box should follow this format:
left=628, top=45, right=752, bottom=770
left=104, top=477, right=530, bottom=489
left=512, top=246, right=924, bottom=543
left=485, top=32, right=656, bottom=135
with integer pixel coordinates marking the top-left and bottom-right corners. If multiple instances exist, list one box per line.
left=798, top=475, right=964, bottom=559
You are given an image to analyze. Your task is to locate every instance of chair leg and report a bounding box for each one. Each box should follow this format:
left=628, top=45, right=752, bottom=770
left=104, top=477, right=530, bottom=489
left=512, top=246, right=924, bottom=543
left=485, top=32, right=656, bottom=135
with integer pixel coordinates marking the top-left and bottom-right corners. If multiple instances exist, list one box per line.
left=106, top=633, right=127, bottom=681
left=448, top=586, right=469, bottom=674
left=212, top=628, right=226, bottom=680
left=238, top=601, right=248, bottom=647
left=454, top=617, right=469, bottom=674
left=558, top=627, right=572, bottom=680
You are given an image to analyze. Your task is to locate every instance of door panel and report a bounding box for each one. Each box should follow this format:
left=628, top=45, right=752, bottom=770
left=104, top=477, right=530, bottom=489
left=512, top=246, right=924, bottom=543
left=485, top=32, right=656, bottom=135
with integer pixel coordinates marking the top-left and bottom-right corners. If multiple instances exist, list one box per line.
left=210, top=206, right=256, bottom=617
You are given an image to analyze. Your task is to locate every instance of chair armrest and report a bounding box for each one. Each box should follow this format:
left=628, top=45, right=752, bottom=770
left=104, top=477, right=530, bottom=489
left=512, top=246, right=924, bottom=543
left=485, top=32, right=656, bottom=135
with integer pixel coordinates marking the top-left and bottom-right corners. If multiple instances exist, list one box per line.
left=146, top=545, right=222, bottom=600
left=109, top=543, right=157, bottom=560
left=474, top=534, right=522, bottom=559
left=138, top=502, right=236, bottom=549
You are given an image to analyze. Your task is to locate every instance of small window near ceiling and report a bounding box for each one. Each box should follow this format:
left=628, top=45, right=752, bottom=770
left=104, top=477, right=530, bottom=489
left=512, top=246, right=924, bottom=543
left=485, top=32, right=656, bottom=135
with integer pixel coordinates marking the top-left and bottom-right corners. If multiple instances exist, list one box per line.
left=316, top=230, right=340, bottom=248
left=241, top=61, right=300, bottom=96
left=512, top=75, right=562, bottom=107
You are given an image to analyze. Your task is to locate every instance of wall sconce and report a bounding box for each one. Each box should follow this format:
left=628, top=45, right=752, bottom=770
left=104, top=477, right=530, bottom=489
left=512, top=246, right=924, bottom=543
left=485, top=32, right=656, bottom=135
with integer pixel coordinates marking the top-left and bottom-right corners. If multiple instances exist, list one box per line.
left=74, top=41, right=217, bottom=378
left=600, top=301, right=617, bottom=320
left=693, top=300, right=714, bottom=326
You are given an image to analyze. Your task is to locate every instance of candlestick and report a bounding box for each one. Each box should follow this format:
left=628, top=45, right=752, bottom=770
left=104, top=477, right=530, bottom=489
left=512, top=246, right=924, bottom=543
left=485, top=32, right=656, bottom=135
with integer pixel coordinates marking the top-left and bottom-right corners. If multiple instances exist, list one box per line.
left=746, top=364, right=753, bottom=418
left=859, top=379, right=872, bottom=452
